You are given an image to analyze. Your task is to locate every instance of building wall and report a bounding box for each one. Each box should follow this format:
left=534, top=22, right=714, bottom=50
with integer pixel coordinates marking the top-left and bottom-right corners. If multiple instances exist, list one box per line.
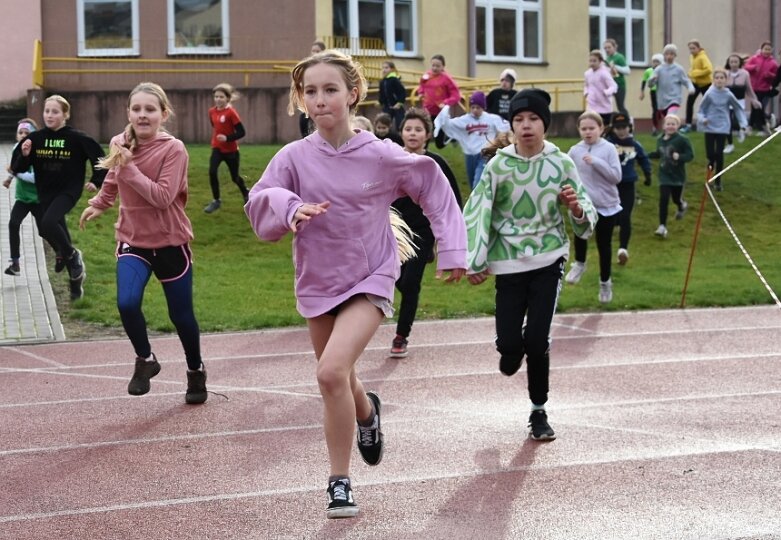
left=0, top=1, right=41, bottom=102
left=735, top=0, right=781, bottom=57
left=671, top=0, right=734, bottom=69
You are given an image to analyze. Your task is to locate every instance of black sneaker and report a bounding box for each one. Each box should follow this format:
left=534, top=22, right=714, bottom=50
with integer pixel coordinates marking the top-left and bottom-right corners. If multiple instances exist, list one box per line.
left=326, top=477, right=358, bottom=519
left=204, top=199, right=221, bottom=213
left=69, top=275, right=85, bottom=300
left=390, top=335, right=408, bottom=358
left=185, top=366, right=208, bottom=404
left=66, top=249, right=85, bottom=280
left=499, top=354, right=523, bottom=376
left=4, top=261, right=20, bottom=276
left=356, top=391, right=383, bottom=465
left=128, top=353, right=161, bottom=395
left=54, top=256, right=66, bottom=273
left=528, top=410, right=556, bottom=441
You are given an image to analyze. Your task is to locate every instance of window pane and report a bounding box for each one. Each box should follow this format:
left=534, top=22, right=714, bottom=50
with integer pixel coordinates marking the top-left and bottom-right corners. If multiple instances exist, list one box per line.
left=476, top=6, right=486, bottom=55
left=493, top=8, right=516, bottom=56
left=589, top=15, right=600, bottom=51
left=606, top=0, right=625, bottom=7
left=605, top=16, right=625, bottom=52
left=590, top=0, right=599, bottom=5
left=394, top=0, right=412, bottom=51
left=631, top=0, right=644, bottom=9
left=84, top=1, right=132, bottom=49
left=358, top=0, right=384, bottom=42
left=631, top=18, right=645, bottom=62
left=523, top=10, right=539, bottom=58
left=174, top=0, right=223, bottom=48
left=333, top=0, right=349, bottom=38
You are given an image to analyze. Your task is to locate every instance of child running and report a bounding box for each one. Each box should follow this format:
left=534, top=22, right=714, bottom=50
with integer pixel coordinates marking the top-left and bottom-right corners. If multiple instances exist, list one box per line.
left=204, top=82, right=250, bottom=213
left=463, top=89, right=597, bottom=440
left=79, top=82, right=208, bottom=405
left=654, top=114, right=694, bottom=239
left=245, top=50, right=466, bottom=519
left=390, top=107, right=463, bottom=358
left=604, top=113, right=652, bottom=266
left=640, top=53, right=664, bottom=135
left=11, top=95, right=106, bottom=300
left=566, top=111, right=623, bottom=303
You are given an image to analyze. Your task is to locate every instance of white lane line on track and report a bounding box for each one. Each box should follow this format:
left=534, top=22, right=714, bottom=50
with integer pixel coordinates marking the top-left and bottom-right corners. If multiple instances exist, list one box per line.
left=1, top=347, right=67, bottom=368
left=0, top=444, right=777, bottom=524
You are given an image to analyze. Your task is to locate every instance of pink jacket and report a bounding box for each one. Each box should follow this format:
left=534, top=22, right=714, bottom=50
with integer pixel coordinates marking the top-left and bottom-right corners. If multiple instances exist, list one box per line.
left=416, top=70, right=462, bottom=117
left=245, top=130, right=466, bottom=318
left=584, top=64, right=618, bottom=114
left=88, top=131, right=193, bottom=248
left=744, top=52, right=779, bottom=92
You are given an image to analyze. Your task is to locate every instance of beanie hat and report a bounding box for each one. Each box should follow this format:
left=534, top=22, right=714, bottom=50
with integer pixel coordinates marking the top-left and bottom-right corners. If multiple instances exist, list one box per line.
left=508, top=88, right=552, bottom=131
left=499, top=68, right=517, bottom=84
left=651, top=53, right=664, bottom=65
left=469, top=91, right=487, bottom=110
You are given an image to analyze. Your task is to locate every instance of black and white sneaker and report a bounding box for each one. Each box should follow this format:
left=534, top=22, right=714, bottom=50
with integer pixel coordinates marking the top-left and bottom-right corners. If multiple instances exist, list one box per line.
left=356, top=391, right=383, bottom=465
left=67, top=249, right=85, bottom=280
left=528, top=410, right=556, bottom=441
left=128, top=353, right=161, bottom=395
left=326, top=477, right=358, bottom=519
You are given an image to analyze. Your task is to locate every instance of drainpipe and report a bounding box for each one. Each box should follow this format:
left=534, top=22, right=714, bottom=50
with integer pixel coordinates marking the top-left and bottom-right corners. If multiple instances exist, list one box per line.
left=467, top=0, right=476, bottom=78
left=664, top=0, right=672, bottom=45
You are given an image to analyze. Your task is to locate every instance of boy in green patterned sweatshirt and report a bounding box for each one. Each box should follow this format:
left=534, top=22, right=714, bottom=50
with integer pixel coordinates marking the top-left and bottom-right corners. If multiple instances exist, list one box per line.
left=463, top=89, right=597, bottom=440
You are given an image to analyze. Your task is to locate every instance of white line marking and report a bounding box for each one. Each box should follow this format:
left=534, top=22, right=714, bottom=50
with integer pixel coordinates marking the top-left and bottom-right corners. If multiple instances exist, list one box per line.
left=2, top=347, right=66, bottom=368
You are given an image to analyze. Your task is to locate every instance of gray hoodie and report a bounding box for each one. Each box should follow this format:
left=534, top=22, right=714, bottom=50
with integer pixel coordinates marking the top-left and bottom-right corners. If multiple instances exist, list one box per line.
left=650, top=62, right=695, bottom=111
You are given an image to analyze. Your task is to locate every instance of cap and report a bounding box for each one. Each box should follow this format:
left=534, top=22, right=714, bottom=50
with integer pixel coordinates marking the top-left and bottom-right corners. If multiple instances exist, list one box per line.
left=611, top=113, right=631, bottom=128
left=499, top=68, right=517, bottom=84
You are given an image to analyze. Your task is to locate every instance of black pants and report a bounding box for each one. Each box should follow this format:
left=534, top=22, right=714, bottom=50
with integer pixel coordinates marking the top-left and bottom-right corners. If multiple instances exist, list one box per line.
left=704, top=132, right=727, bottom=179
left=650, top=90, right=660, bottom=131
left=394, top=229, right=435, bottom=338
left=494, top=258, right=564, bottom=406
left=616, top=182, right=636, bottom=250
left=658, top=185, right=684, bottom=225
left=39, top=193, right=77, bottom=260
left=209, top=149, right=248, bottom=201
left=686, top=83, right=711, bottom=125
left=573, top=212, right=617, bottom=282
left=614, top=85, right=628, bottom=116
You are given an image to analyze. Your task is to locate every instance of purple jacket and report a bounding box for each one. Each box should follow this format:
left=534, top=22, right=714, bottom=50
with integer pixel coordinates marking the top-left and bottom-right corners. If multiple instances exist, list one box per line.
left=245, top=130, right=467, bottom=318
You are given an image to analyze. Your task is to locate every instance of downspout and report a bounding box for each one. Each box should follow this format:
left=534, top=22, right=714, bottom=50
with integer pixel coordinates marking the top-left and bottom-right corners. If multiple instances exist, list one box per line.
left=664, top=0, right=672, bottom=45
left=467, top=0, right=476, bottom=78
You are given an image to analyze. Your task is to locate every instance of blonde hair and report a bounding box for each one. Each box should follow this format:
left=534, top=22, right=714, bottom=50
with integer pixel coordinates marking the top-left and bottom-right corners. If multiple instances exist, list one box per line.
left=577, top=110, right=604, bottom=128
left=288, top=50, right=367, bottom=116
left=351, top=115, right=373, bottom=132
left=212, top=82, right=239, bottom=101
left=45, top=95, right=71, bottom=120
left=589, top=49, right=604, bottom=63
left=98, top=82, right=173, bottom=169
left=663, top=43, right=678, bottom=56
left=664, top=114, right=681, bottom=127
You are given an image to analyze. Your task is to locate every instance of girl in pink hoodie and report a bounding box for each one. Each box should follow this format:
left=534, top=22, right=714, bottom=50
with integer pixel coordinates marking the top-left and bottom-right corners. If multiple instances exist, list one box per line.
left=584, top=49, right=618, bottom=125
left=79, top=82, right=207, bottom=406
left=245, top=50, right=466, bottom=519
left=745, top=41, right=779, bottom=134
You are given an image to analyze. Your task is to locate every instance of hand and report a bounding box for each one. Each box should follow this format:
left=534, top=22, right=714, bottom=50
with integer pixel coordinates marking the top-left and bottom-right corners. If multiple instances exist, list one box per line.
left=21, top=139, right=32, bottom=156
left=558, top=185, right=583, bottom=218
left=702, top=118, right=709, bottom=125
left=291, top=201, right=330, bottom=232
left=435, top=268, right=466, bottom=283
left=672, top=151, right=680, bottom=161
left=467, top=269, right=490, bottom=285
left=84, top=182, right=98, bottom=193
left=3, top=176, right=11, bottom=189
left=582, top=154, right=593, bottom=165
left=79, top=206, right=105, bottom=230
left=639, top=92, right=645, bottom=101
left=217, top=134, right=227, bottom=142
left=644, top=173, right=652, bottom=186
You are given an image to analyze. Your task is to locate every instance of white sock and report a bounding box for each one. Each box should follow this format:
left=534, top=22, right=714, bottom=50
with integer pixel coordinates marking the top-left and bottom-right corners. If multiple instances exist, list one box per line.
left=530, top=402, right=545, bottom=412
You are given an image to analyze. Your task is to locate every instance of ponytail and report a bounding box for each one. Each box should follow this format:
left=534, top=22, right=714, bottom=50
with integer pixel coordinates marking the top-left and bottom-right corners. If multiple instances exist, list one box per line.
left=97, top=123, right=137, bottom=169
left=389, top=208, right=418, bottom=263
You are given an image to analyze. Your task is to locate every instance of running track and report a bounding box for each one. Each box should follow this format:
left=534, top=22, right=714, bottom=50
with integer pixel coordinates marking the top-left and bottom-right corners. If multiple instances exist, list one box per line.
left=1, top=306, right=780, bottom=539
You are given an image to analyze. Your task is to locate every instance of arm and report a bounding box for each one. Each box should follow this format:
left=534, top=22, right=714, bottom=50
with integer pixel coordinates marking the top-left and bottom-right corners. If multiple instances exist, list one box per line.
left=604, top=70, right=619, bottom=95
left=589, top=145, right=623, bottom=185
left=689, top=55, right=713, bottom=79
left=10, top=138, right=32, bottom=175
left=392, top=79, right=407, bottom=106
left=81, top=134, right=108, bottom=188
left=561, top=157, right=597, bottom=239
left=462, top=167, right=496, bottom=275
left=118, top=142, right=188, bottom=209
left=677, top=137, right=694, bottom=164
left=442, top=74, right=462, bottom=107
left=225, top=121, right=246, bottom=142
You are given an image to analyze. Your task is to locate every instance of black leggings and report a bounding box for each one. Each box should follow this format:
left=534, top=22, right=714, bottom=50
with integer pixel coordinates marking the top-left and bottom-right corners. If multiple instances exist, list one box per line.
left=686, top=83, right=711, bottom=125
left=39, top=194, right=77, bottom=259
left=208, top=149, right=248, bottom=201
left=614, top=85, right=628, bottom=116
left=704, top=132, right=727, bottom=176
left=658, top=185, right=684, bottom=225
left=616, top=182, right=636, bottom=250
left=573, top=212, right=617, bottom=282
left=494, top=258, right=564, bottom=406
left=394, top=229, right=435, bottom=338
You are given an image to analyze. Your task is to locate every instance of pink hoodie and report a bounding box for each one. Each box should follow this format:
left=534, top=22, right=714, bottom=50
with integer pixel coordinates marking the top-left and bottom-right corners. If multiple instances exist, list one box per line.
left=245, top=130, right=466, bottom=318
left=744, top=51, right=779, bottom=92
left=416, top=70, right=462, bottom=118
left=88, top=131, right=193, bottom=248
left=584, top=64, right=618, bottom=114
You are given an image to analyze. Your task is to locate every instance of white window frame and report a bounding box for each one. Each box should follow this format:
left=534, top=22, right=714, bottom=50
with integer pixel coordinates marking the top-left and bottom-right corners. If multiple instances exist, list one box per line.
left=336, top=0, right=419, bottom=57
left=475, top=0, right=543, bottom=63
left=77, top=0, right=140, bottom=57
left=167, top=0, right=230, bottom=55
left=589, top=0, right=648, bottom=66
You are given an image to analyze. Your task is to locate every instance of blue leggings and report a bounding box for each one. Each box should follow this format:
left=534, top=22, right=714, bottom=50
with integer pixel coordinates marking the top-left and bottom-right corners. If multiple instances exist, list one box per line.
left=117, top=254, right=202, bottom=369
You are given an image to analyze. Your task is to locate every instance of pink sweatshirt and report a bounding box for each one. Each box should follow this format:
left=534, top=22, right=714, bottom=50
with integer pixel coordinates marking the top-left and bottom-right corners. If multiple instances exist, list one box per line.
left=744, top=52, right=779, bottom=92
left=88, top=131, right=193, bottom=248
left=584, top=64, right=618, bottom=114
left=245, top=130, right=466, bottom=318
left=416, top=70, right=462, bottom=118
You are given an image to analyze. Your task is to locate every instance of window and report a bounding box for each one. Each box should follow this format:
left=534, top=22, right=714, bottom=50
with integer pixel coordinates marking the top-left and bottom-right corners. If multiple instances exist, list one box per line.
left=168, top=0, right=230, bottom=55
left=77, top=0, right=139, bottom=57
left=589, top=0, right=647, bottom=65
left=476, top=1, right=542, bottom=62
left=332, top=0, right=418, bottom=56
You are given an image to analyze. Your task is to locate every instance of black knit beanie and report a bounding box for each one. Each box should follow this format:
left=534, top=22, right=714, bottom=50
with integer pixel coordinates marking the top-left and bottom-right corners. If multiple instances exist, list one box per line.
left=508, top=89, right=552, bottom=131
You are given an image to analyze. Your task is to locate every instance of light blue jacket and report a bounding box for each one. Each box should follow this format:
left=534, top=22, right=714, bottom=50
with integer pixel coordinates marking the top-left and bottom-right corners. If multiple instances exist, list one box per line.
left=650, top=62, right=695, bottom=111
left=696, top=86, right=748, bottom=134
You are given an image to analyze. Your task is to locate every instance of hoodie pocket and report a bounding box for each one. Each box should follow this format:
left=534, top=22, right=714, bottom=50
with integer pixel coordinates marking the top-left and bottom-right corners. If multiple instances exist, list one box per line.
left=294, top=234, right=370, bottom=298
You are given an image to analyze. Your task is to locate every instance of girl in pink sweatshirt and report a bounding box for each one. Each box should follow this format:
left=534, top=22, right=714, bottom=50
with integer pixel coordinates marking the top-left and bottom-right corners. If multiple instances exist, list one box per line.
left=79, top=82, right=207, bottom=406
left=245, top=50, right=466, bottom=519
left=584, top=49, right=618, bottom=125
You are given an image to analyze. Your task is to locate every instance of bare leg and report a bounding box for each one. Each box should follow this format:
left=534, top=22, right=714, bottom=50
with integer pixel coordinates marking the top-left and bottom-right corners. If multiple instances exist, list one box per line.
left=307, top=296, right=383, bottom=477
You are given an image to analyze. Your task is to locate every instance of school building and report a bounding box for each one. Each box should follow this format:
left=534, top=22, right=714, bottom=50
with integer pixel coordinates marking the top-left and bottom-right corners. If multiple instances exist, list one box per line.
left=1, top=0, right=779, bottom=142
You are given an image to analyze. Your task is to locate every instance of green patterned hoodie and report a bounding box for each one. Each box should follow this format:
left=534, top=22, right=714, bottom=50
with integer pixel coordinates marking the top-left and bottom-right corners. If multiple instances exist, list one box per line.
left=464, top=140, right=597, bottom=275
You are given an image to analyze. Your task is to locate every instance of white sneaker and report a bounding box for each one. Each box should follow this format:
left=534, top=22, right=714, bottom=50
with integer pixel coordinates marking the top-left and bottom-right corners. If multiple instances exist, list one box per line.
left=617, top=248, right=629, bottom=265
left=564, top=261, right=586, bottom=284
left=675, top=200, right=688, bottom=220
left=771, top=113, right=777, bottom=129
left=723, top=144, right=735, bottom=154
left=737, top=130, right=746, bottom=143
left=654, top=224, right=668, bottom=238
left=599, top=279, right=613, bottom=303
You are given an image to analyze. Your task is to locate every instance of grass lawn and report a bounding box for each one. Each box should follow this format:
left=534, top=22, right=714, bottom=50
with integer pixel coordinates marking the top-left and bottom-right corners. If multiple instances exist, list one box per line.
left=56, top=130, right=781, bottom=334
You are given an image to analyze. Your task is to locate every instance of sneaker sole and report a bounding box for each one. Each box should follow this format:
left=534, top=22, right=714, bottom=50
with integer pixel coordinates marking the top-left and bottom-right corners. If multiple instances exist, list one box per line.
left=617, top=252, right=628, bottom=265
left=530, top=432, right=557, bottom=441
left=327, top=506, right=359, bottom=519
left=389, top=350, right=408, bottom=358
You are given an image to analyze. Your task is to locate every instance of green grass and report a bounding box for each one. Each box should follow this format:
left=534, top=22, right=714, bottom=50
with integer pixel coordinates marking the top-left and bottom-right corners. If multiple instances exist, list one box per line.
left=58, top=132, right=781, bottom=333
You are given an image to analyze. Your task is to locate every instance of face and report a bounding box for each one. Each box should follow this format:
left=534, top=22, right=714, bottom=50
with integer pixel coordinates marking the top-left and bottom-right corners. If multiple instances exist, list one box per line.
left=382, top=63, right=392, bottom=76
left=688, top=43, right=700, bottom=55
left=664, top=50, right=676, bottom=63
left=588, top=55, right=601, bottom=70
left=302, top=63, right=358, bottom=132
left=374, top=122, right=390, bottom=137
left=578, top=118, right=602, bottom=144
left=16, top=127, right=30, bottom=142
left=613, top=125, right=630, bottom=138
left=401, top=118, right=429, bottom=154
left=470, top=104, right=484, bottom=117
left=652, top=58, right=661, bottom=68
left=663, top=116, right=680, bottom=135
left=43, top=100, right=67, bottom=130
left=128, top=91, right=168, bottom=142
left=712, top=71, right=727, bottom=89
left=603, top=41, right=616, bottom=56
left=430, top=58, right=444, bottom=74
left=213, top=90, right=229, bottom=109
left=500, top=77, right=513, bottom=90
left=728, top=56, right=740, bottom=70
left=761, top=44, right=773, bottom=57
left=512, top=111, right=545, bottom=151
